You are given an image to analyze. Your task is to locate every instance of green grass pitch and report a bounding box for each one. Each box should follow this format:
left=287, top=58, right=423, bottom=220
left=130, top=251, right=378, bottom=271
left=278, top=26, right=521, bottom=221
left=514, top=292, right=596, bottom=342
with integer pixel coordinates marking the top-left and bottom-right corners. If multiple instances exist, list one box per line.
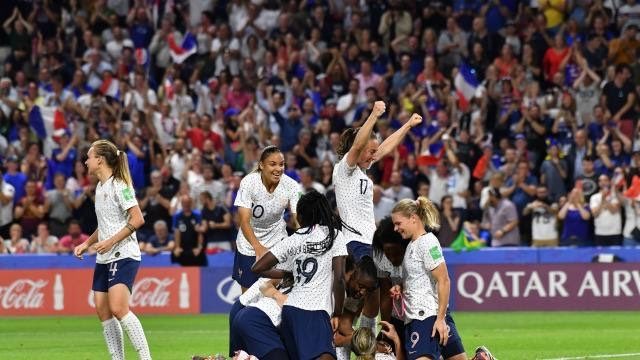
left=1, top=312, right=639, bottom=359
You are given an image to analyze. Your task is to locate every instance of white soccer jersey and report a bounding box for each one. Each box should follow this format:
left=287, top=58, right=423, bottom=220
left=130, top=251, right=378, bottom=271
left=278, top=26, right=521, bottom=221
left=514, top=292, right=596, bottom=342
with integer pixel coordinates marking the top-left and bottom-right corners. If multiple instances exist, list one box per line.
left=374, top=251, right=404, bottom=320
left=95, top=177, right=141, bottom=264
left=234, top=172, right=301, bottom=256
left=402, top=233, right=444, bottom=323
left=271, top=226, right=348, bottom=316
left=332, top=154, right=376, bottom=244
left=239, top=278, right=283, bottom=327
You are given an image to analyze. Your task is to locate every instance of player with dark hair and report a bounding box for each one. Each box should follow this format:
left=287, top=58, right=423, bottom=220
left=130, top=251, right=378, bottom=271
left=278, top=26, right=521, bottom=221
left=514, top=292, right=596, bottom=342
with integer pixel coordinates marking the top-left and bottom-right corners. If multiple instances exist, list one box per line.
left=253, top=190, right=353, bottom=360
left=373, top=216, right=409, bottom=351
left=333, top=100, right=423, bottom=332
left=232, top=145, right=301, bottom=291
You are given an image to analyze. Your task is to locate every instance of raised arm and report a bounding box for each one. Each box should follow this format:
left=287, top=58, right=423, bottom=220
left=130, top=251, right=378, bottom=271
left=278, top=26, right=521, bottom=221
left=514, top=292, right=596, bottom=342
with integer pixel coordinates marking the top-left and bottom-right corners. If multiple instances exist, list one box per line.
left=374, top=113, right=423, bottom=162
left=345, top=101, right=386, bottom=167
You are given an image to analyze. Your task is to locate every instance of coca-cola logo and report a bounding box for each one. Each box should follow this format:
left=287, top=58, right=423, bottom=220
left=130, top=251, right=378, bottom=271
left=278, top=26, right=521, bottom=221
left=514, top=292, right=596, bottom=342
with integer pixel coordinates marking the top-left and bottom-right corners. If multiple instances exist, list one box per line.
left=0, top=279, right=48, bottom=309
left=131, top=277, right=173, bottom=307
left=88, top=277, right=174, bottom=308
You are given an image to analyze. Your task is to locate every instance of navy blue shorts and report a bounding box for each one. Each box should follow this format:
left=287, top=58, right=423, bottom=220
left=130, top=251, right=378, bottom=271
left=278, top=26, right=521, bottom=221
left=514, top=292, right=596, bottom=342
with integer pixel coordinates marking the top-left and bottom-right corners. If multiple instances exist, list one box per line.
left=232, top=251, right=260, bottom=288
left=280, top=305, right=336, bottom=360
left=346, top=241, right=372, bottom=263
left=404, top=312, right=465, bottom=360
left=228, top=300, right=245, bottom=357
left=441, top=312, right=465, bottom=359
left=92, top=258, right=140, bottom=293
left=230, top=306, right=287, bottom=359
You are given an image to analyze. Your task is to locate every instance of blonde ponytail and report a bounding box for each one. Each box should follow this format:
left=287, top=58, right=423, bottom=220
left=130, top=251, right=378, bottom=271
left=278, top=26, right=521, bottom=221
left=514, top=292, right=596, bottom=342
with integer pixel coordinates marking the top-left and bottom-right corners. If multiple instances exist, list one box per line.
left=351, top=327, right=376, bottom=360
left=392, top=196, right=441, bottom=230
left=91, top=139, right=134, bottom=187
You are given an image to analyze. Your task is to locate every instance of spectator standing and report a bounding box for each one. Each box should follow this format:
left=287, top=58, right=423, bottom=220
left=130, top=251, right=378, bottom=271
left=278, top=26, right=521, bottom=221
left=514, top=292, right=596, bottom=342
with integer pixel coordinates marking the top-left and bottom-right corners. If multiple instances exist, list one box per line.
left=484, top=187, right=520, bottom=247
left=590, top=174, right=623, bottom=246
left=601, top=64, right=636, bottom=138
left=14, top=180, right=46, bottom=238
left=439, top=195, right=462, bottom=247
left=558, top=188, right=592, bottom=246
left=608, top=24, right=640, bottom=66
left=437, top=17, right=468, bottom=75
left=45, top=173, right=74, bottom=237
left=524, top=186, right=559, bottom=247
left=540, top=142, right=569, bottom=202
left=373, top=185, right=395, bottom=224
left=172, top=195, right=207, bottom=266
left=299, top=167, right=326, bottom=194
left=138, top=170, right=173, bottom=239
left=575, top=156, right=600, bottom=200
left=383, top=171, right=414, bottom=202
left=0, top=170, right=15, bottom=239
left=199, top=191, right=234, bottom=252
left=4, top=155, right=26, bottom=206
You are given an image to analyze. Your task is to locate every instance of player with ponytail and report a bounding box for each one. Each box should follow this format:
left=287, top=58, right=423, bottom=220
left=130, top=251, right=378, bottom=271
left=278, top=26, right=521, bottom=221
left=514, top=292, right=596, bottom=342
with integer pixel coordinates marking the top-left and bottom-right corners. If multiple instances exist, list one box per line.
left=74, top=139, right=151, bottom=360
left=390, top=197, right=466, bottom=360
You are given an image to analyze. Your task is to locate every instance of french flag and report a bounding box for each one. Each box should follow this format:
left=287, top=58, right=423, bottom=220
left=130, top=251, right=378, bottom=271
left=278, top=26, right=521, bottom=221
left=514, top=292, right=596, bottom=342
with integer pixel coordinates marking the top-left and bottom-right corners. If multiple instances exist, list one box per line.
left=100, top=74, right=120, bottom=100
left=164, top=77, right=175, bottom=100
left=168, top=32, right=197, bottom=64
left=29, top=105, right=68, bottom=141
left=135, top=48, right=149, bottom=69
left=454, top=63, right=480, bottom=111
left=417, top=148, right=445, bottom=167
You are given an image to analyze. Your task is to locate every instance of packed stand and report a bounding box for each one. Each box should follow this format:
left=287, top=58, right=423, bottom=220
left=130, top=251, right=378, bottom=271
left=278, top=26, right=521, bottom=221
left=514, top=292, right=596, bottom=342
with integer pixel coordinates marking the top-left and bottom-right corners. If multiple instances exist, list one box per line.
left=1, top=0, right=640, bottom=255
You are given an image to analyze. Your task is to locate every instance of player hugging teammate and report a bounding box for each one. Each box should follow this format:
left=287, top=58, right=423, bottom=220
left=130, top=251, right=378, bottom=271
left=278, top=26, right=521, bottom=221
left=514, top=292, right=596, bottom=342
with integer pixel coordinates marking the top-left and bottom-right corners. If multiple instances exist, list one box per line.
left=227, top=101, right=472, bottom=360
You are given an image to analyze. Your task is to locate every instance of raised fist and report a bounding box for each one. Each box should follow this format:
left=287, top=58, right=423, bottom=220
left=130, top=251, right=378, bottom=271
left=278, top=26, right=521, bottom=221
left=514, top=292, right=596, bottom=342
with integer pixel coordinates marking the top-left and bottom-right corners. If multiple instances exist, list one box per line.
left=409, top=113, right=423, bottom=127
left=372, top=101, right=386, bottom=117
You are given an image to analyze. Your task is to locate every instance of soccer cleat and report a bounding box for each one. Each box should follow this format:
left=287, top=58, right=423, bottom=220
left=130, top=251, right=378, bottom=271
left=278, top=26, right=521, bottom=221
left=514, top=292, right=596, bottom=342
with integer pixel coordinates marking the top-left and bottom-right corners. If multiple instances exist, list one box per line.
left=473, top=345, right=496, bottom=360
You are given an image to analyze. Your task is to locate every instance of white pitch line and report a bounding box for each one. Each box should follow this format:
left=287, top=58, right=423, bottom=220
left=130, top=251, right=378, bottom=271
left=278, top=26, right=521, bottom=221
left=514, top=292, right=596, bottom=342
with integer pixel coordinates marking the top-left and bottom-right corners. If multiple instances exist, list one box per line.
left=539, top=353, right=640, bottom=360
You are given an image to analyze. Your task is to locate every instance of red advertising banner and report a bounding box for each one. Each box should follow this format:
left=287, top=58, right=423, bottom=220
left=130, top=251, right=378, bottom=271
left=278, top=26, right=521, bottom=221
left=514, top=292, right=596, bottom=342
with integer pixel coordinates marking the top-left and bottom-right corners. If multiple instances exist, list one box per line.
left=454, top=263, right=640, bottom=311
left=0, top=268, right=200, bottom=316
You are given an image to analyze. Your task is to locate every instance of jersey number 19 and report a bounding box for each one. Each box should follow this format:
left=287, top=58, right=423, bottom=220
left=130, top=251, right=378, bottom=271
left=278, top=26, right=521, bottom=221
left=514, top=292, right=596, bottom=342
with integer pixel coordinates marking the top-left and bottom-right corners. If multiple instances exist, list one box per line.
left=295, top=258, right=318, bottom=284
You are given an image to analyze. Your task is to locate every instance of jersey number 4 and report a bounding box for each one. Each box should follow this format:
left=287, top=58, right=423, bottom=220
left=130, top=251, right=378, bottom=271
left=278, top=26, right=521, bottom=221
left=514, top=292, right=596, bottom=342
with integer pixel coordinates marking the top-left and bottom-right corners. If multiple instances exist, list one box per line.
left=295, top=258, right=318, bottom=284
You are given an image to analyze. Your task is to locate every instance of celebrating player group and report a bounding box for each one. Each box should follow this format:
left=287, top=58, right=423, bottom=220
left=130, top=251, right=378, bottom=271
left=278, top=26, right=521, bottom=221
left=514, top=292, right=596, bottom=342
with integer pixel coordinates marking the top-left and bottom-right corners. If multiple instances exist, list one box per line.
left=228, top=101, right=468, bottom=360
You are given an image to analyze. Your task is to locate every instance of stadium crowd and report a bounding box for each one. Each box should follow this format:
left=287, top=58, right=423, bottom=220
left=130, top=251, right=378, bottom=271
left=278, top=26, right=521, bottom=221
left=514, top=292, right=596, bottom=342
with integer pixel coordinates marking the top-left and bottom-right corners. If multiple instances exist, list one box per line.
left=1, top=0, right=640, bottom=257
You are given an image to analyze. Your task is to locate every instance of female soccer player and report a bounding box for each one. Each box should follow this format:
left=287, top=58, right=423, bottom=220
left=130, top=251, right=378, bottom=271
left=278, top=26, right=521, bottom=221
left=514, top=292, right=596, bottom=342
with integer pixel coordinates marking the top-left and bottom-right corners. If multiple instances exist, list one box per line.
left=253, top=190, right=352, bottom=360
left=373, top=217, right=409, bottom=349
left=74, top=140, right=151, bottom=360
left=333, top=100, right=423, bottom=330
left=351, top=321, right=404, bottom=360
left=229, top=276, right=292, bottom=360
left=390, top=197, right=466, bottom=360
left=233, top=145, right=301, bottom=291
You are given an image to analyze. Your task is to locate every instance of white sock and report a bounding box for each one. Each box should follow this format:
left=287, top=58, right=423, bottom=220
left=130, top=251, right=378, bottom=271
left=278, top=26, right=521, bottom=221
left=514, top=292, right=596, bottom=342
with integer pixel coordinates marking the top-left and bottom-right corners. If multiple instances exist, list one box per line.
left=102, top=317, right=125, bottom=360
left=336, top=346, right=351, bottom=360
left=119, top=311, right=152, bottom=360
left=359, top=315, right=377, bottom=333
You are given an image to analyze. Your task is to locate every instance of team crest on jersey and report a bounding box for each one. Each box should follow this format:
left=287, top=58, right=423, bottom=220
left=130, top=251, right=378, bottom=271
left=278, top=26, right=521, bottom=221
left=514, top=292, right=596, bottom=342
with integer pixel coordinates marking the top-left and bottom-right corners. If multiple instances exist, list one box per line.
left=123, top=187, right=134, bottom=201
left=429, top=246, right=442, bottom=260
